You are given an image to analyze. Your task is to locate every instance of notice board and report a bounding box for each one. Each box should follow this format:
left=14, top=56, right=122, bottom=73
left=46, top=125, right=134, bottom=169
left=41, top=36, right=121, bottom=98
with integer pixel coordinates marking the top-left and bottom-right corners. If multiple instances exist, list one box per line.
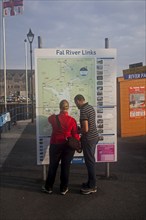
left=35, top=48, right=117, bottom=165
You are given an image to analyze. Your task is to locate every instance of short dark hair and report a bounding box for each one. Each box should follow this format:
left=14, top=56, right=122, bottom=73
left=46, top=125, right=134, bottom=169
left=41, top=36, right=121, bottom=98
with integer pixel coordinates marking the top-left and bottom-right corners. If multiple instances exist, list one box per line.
left=74, top=94, right=85, bottom=102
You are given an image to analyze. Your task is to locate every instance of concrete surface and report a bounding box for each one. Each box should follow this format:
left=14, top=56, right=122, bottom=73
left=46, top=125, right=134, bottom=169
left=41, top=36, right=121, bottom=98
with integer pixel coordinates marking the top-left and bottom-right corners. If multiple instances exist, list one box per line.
left=0, top=120, right=146, bottom=220
left=0, top=120, right=30, bottom=167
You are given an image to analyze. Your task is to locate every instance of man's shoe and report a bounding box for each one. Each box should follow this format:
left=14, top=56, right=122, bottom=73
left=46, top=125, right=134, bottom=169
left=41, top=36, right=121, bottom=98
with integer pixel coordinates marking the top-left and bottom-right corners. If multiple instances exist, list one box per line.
left=81, top=182, right=97, bottom=189
left=80, top=187, right=97, bottom=195
left=81, top=182, right=89, bottom=188
left=60, top=187, right=69, bottom=195
left=41, top=185, right=53, bottom=194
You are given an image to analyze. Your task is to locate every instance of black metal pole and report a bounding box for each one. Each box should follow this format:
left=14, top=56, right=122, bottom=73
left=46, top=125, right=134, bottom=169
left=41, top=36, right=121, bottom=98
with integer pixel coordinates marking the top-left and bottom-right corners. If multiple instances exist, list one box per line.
left=29, top=42, right=34, bottom=123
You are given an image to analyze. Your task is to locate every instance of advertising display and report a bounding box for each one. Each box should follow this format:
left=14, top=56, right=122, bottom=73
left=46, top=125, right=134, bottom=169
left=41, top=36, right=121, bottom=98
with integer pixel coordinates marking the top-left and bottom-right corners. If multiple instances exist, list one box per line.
left=35, top=48, right=117, bottom=165
left=129, top=86, right=146, bottom=118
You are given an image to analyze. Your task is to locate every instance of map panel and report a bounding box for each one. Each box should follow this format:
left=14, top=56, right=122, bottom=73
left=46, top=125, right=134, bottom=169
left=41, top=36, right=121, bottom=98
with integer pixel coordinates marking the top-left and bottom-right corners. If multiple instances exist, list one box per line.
left=36, top=58, right=96, bottom=136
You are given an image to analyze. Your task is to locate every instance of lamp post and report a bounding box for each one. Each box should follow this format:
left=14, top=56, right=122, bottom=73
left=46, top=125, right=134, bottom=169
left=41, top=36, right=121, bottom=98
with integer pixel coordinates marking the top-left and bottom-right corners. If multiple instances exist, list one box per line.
left=27, top=28, right=34, bottom=123
left=24, top=39, right=28, bottom=119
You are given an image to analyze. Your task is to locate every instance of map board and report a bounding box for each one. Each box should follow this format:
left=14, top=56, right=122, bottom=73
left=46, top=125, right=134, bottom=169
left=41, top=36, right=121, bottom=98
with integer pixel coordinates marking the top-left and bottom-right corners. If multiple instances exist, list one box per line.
left=35, top=48, right=117, bottom=165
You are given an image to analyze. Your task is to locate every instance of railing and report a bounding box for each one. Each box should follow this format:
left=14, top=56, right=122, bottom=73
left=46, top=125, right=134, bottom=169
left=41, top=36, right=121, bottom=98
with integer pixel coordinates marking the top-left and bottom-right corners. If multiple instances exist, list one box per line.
left=0, top=103, right=35, bottom=124
left=0, top=112, right=11, bottom=139
left=0, top=103, right=36, bottom=139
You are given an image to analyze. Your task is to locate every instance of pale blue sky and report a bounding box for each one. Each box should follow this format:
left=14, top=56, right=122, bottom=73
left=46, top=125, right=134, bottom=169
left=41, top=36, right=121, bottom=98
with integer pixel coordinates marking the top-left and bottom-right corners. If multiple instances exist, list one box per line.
left=0, top=0, right=145, bottom=76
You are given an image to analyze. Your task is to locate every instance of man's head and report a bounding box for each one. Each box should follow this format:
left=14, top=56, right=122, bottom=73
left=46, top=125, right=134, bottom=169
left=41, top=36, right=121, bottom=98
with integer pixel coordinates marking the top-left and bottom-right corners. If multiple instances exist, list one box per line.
left=74, top=94, right=85, bottom=109
left=59, top=99, right=69, bottom=111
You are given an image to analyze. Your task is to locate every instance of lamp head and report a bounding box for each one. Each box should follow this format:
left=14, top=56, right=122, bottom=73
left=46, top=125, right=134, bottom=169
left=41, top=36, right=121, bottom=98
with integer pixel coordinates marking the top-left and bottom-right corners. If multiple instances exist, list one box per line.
left=27, top=29, right=34, bottom=43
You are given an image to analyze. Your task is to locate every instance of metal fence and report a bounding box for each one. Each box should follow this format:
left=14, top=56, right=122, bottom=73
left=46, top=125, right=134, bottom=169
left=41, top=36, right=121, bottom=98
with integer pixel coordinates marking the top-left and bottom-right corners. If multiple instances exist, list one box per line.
left=0, top=103, right=35, bottom=124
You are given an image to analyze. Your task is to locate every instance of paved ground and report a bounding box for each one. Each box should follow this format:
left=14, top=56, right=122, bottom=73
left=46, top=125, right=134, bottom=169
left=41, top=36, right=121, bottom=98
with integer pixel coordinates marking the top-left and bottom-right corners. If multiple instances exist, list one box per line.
left=0, top=120, right=146, bottom=220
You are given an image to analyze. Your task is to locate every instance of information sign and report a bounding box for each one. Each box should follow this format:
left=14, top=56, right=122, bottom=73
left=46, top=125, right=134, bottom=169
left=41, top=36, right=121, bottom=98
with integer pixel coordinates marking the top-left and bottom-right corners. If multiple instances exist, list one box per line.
left=35, top=48, right=117, bottom=164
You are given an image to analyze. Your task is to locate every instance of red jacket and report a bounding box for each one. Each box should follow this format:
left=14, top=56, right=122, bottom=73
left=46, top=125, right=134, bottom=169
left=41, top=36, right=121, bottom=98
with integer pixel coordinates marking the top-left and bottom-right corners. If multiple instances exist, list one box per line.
left=48, top=111, right=80, bottom=144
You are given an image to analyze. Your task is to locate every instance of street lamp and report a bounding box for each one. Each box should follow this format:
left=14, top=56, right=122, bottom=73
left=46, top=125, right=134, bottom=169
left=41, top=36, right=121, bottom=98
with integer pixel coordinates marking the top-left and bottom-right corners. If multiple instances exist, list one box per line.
left=27, top=28, right=34, bottom=123
left=24, top=39, right=28, bottom=119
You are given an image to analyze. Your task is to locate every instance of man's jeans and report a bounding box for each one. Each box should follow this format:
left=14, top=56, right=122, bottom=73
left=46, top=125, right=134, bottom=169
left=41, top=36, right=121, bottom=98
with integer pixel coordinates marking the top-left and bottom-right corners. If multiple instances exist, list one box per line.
left=81, top=136, right=98, bottom=188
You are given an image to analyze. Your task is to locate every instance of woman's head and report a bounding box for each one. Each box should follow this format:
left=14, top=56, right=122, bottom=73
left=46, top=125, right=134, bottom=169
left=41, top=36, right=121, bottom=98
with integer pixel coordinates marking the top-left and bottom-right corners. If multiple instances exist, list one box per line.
left=59, top=99, right=69, bottom=111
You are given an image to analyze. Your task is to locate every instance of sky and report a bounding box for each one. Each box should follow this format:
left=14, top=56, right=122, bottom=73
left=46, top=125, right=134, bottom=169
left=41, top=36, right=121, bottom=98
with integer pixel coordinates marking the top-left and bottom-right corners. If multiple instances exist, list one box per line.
left=0, top=0, right=145, bottom=76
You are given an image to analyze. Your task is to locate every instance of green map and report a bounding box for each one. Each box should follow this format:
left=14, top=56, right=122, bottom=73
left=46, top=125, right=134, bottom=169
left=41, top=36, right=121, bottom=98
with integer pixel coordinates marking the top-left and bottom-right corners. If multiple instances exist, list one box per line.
left=36, top=57, right=96, bottom=136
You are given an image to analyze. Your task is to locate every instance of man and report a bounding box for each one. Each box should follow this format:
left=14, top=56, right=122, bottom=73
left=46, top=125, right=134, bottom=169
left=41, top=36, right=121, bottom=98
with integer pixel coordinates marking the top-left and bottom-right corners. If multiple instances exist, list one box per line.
left=74, top=94, right=99, bottom=195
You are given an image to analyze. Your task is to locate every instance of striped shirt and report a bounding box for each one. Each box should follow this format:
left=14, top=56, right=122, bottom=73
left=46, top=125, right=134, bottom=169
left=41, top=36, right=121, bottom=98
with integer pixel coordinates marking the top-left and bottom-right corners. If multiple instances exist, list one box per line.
left=80, top=102, right=98, bottom=141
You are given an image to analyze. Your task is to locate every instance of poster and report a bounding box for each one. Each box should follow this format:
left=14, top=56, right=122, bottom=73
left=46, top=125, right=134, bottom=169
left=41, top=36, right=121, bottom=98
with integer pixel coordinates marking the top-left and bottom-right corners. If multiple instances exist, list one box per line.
left=97, top=144, right=115, bottom=162
left=129, top=86, right=146, bottom=118
left=35, top=48, right=117, bottom=165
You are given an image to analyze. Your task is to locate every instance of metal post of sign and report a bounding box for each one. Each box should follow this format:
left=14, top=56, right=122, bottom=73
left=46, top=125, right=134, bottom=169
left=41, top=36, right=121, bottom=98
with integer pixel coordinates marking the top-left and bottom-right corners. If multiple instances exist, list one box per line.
left=105, top=37, right=110, bottom=179
left=105, top=160, right=110, bottom=178
left=38, top=36, right=42, bottom=48
left=43, top=165, right=47, bottom=181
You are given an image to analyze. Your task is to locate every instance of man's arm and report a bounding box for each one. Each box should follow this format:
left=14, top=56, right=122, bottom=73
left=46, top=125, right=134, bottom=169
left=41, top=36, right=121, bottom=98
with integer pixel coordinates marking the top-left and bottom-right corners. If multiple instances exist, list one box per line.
left=81, top=120, right=88, bottom=134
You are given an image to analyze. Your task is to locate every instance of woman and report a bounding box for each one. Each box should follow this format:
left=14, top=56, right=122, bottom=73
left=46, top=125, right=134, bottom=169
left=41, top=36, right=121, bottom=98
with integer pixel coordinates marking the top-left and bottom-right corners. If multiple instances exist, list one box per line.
left=42, top=99, right=80, bottom=195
